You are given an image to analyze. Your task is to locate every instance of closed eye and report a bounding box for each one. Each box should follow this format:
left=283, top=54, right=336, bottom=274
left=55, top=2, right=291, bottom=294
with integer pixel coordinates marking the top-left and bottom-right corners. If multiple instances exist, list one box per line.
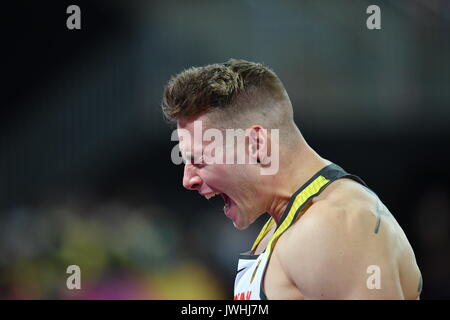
left=192, top=157, right=205, bottom=168
left=186, top=154, right=205, bottom=168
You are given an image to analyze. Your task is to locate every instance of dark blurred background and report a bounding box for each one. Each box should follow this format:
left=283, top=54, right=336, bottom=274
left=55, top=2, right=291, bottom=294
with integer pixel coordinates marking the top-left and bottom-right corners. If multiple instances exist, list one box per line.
left=0, top=0, right=449, bottom=299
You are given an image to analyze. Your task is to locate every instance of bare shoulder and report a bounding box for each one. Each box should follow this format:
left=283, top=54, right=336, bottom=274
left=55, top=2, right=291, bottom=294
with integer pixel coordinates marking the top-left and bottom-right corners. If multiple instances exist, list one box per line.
left=290, top=178, right=399, bottom=241
left=276, top=178, right=421, bottom=299
left=286, top=178, right=387, bottom=245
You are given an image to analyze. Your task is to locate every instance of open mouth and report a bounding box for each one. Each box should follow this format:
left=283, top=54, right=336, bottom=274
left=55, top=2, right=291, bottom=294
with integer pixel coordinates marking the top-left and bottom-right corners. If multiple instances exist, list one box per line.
left=203, top=192, right=232, bottom=215
left=221, top=193, right=231, bottom=212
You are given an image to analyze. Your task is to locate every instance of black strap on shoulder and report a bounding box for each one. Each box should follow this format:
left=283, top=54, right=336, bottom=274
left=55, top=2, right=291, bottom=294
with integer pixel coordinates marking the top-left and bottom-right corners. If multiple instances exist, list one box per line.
left=276, top=163, right=367, bottom=237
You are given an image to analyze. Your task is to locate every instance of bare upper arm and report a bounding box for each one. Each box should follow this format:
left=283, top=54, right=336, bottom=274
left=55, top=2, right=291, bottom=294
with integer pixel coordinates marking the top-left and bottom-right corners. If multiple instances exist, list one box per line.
left=278, top=200, right=406, bottom=299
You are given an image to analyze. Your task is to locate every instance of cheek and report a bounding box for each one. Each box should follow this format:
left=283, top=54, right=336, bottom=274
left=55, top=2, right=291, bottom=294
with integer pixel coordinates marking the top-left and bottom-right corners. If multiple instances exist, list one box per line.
left=202, top=165, right=229, bottom=186
left=228, top=166, right=256, bottom=192
left=207, top=166, right=240, bottom=191
left=209, top=165, right=256, bottom=192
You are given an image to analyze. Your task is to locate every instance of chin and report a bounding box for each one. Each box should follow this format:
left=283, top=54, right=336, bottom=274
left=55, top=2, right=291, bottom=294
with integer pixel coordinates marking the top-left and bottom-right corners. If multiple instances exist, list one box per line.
left=232, top=215, right=250, bottom=230
left=233, top=221, right=249, bottom=230
left=232, top=208, right=261, bottom=230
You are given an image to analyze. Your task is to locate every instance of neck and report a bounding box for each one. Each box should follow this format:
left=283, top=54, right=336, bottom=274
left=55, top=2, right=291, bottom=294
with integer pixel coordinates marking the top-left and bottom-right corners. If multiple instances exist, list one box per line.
left=264, top=142, right=330, bottom=225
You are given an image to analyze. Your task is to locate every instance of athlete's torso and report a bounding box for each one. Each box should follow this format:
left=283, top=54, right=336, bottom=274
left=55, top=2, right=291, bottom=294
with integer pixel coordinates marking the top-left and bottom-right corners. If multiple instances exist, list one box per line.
left=233, top=163, right=421, bottom=300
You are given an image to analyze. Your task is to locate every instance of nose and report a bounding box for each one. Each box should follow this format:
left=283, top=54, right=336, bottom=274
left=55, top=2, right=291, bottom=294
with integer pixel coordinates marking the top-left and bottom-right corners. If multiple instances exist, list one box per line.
left=182, top=164, right=202, bottom=190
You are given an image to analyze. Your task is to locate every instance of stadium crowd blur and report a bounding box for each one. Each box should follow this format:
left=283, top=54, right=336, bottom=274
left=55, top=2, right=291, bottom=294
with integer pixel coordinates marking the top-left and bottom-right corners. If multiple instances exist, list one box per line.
left=1, top=1, right=449, bottom=299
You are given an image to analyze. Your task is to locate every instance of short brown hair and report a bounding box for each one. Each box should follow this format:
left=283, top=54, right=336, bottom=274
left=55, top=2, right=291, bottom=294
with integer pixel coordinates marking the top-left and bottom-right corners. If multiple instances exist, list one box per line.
left=161, top=59, right=289, bottom=124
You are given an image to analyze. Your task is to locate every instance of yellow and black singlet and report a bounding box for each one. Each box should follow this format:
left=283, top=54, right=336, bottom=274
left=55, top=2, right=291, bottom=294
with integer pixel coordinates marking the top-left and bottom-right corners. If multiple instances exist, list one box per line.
left=233, top=163, right=367, bottom=300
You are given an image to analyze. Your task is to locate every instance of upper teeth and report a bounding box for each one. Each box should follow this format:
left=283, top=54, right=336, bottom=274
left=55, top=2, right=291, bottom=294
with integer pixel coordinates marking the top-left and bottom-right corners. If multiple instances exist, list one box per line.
left=205, top=192, right=220, bottom=199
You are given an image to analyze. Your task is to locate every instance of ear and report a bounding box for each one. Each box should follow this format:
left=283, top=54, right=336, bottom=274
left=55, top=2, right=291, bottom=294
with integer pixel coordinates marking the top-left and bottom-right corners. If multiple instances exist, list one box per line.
left=246, top=126, right=269, bottom=165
